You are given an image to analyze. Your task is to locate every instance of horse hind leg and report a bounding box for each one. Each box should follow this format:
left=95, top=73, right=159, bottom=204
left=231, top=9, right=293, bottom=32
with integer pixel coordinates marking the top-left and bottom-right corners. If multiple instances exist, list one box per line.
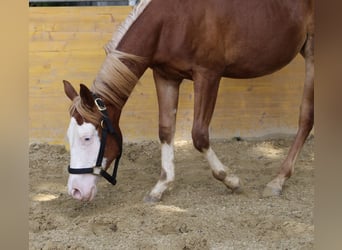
left=263, top=34, right=314, bottom=197
left=144, top=70, right=181, bottom=203
left=192, top=71, right=241, bottom=192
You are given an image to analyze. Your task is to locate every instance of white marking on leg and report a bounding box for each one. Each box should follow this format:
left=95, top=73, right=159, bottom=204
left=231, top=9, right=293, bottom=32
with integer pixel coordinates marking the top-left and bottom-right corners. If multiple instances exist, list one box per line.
left=205, top=147, right=226, bottom=173
left=204, top=147, right=240, bottom=190
left=148, top=143, right=175, bottom=201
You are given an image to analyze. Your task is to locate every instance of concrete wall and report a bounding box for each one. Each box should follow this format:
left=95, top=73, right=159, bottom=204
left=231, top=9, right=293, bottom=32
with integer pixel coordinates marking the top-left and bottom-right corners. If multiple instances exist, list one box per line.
left=29, top=6, right=305, bottom=145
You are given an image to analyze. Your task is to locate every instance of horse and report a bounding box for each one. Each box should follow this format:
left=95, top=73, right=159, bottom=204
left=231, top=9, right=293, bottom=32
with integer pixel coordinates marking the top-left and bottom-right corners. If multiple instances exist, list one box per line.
left=63, top=0, right=314, bottom=202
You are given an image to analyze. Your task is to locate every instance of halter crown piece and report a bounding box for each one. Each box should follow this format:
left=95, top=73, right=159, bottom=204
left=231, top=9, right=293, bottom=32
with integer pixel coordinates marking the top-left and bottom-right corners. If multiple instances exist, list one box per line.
left=67, top=93, right=122, bottom=185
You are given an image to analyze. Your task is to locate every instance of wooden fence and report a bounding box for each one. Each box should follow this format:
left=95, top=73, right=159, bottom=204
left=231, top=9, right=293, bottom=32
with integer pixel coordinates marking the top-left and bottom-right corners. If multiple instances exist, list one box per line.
left=29, top=6, right=305, bottom=145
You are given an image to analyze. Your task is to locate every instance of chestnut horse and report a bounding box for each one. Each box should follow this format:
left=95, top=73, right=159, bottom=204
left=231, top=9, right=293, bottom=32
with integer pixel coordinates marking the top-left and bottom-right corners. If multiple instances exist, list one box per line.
left=63, top=0, right=314, bottom=202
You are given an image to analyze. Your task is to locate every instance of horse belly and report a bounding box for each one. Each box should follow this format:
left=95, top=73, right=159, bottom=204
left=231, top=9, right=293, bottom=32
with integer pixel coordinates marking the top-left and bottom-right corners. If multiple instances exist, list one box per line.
left=221, top=26, right=306, bottom=78
left=221, top=49, right=301, bottom=79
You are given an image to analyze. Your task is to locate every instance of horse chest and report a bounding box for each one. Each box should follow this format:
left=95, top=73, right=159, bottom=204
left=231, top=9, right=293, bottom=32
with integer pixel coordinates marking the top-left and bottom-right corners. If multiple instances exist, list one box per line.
left=152, top=63, right=193, bottom=81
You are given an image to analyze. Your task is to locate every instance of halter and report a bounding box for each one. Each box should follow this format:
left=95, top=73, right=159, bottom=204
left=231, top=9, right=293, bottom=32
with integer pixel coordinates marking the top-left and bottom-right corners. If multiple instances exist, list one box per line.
left=68, top=94, right=122, bottom=185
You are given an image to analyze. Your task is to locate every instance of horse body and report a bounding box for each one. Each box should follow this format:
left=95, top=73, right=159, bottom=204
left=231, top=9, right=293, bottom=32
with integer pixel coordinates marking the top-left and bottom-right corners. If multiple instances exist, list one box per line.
left=64, top=0, right=314, bottom=202
left=118, top=0, right=312, bottom=79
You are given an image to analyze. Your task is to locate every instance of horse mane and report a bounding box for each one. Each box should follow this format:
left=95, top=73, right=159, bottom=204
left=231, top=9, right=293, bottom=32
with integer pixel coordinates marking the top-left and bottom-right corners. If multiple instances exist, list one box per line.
left=70, top=1, right=151, bottom=123
left=69, top=50, right=144, bottom=124
left=92, top=0, right=151, bottom=109
left=104, top=0, right=152, bottom=54
left=91, top=50, right=146, bottom=109
left=69, top=95, right=102, bottom=126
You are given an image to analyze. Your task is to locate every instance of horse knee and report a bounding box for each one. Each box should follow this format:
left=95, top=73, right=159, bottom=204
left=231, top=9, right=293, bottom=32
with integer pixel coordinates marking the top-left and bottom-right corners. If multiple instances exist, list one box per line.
left=192, top=128, right=209, bottom=152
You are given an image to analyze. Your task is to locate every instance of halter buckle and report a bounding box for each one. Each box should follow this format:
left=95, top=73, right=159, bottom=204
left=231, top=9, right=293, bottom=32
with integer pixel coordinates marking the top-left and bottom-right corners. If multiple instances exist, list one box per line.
left=94, top=98, right=107, bottom=111
left=93, top=166, right=102, bottom=176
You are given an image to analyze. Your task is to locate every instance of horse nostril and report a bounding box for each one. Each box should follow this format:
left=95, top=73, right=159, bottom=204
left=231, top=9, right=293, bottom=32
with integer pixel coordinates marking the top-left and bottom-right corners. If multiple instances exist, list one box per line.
left=71, top=188, right=82, bottom=200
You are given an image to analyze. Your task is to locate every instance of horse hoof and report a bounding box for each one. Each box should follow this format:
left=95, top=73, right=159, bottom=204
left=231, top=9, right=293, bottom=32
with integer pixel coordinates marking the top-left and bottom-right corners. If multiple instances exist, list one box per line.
left=224, top=175, right=241, bottom=192
left=143, top=194, right=161, bottom=203
left=262, top=182, right=282, bottom=197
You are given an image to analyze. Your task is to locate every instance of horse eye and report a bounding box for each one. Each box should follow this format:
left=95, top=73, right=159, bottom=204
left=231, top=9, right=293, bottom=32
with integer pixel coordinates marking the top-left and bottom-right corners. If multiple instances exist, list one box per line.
left=84, top=137, right=91, bottom=141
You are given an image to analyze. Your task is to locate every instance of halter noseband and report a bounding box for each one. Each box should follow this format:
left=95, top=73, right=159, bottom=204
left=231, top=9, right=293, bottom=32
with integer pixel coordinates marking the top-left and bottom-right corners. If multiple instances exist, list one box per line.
left=68, top=94, right=122, bottom=185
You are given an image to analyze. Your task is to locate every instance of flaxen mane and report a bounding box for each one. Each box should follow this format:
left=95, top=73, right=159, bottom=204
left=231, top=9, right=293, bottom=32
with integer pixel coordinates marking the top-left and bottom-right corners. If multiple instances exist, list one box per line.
left=71, top=0, right=151, bottom=121
left=91, top=50, right=146, bottom=109
left=69, top=95, right=101, bottom=125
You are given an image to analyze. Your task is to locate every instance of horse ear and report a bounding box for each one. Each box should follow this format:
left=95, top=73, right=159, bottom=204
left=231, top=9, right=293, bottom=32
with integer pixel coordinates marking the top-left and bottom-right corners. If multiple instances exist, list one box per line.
left=63, top=80, right=78, bottom=101
left=79, top=84, right=94, bottom=108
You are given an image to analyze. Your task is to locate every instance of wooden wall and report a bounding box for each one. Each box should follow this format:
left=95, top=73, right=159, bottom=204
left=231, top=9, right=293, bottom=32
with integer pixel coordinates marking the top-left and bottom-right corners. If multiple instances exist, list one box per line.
left=29, top=6, right=305, bottom=145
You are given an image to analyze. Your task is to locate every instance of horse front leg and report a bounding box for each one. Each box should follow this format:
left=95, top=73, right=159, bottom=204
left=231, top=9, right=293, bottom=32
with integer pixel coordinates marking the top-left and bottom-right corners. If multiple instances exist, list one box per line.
left=263, top=34, right=314, bottom=197
left=192, top=71, right=241, bottom=192
left=144, top=70, right=181, bottom=202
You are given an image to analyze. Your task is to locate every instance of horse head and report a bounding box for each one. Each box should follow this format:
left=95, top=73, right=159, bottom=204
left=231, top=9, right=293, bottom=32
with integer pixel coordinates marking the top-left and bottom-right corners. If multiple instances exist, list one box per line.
left=63, top=80, right=122, bottom=201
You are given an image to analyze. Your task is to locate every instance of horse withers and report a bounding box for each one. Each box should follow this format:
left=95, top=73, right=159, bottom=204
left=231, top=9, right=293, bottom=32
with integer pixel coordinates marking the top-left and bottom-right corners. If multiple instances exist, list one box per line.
left=63, top=0, right=314, bottom=202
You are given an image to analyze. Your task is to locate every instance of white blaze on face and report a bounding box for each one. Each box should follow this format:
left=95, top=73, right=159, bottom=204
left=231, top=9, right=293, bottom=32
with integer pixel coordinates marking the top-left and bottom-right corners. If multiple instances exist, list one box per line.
left=66, top=117, right=102, bottom=201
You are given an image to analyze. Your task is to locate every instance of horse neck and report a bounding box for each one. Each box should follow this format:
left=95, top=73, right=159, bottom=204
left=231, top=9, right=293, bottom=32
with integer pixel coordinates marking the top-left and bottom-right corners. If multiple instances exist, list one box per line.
left=92, top=0, right=160, bottom=110
left=91, top=50, right=148, bottom=111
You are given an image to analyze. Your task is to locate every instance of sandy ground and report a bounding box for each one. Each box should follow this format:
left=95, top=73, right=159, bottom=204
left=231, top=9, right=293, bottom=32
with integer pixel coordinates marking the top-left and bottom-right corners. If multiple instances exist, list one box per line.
left=29, top=136, right=314, bottom=249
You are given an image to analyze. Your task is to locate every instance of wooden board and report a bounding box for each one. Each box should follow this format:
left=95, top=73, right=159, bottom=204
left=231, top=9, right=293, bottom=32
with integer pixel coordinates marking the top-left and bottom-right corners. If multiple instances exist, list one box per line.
left=29, top=6, right=305, bottom=145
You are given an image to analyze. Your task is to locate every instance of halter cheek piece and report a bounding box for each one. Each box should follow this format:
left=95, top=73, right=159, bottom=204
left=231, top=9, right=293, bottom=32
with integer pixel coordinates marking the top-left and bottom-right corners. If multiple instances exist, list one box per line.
left=68, top=94, right=122, bottom=185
